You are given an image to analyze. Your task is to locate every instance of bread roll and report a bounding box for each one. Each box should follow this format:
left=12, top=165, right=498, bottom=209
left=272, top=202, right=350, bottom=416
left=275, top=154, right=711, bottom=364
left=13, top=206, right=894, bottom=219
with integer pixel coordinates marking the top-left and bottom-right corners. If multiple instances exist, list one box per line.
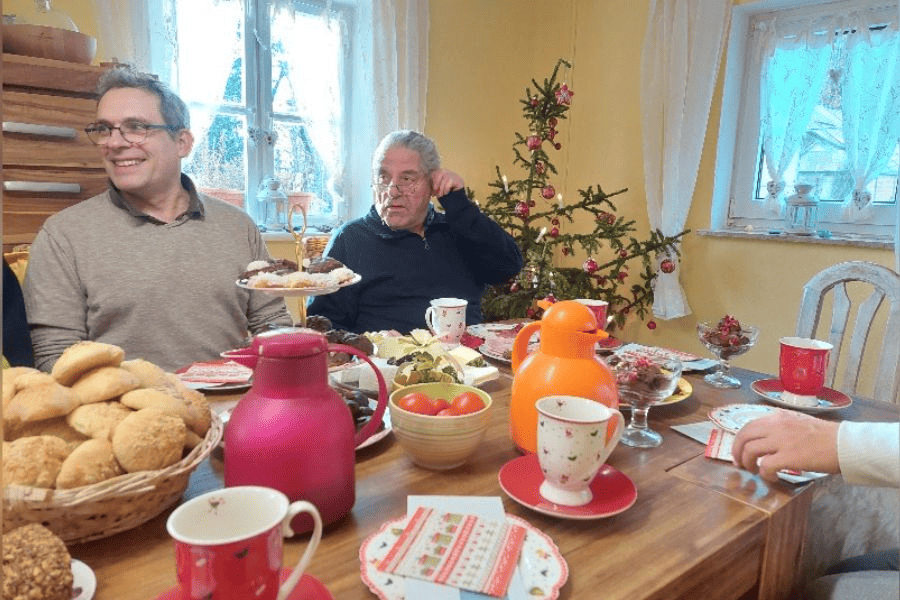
left=1, top=524, right=73, bottom=600
left=51, top=340, right=125, bottom=386
left=2, top=366, right=51, bottom=409
left=5, top=416, right=89, bottom=449
left=154, top=373, right=212, bottom=435
left=66, top=401, right=133, bottom=441
left=112, top=408, right=186, bottom=472
left=3, top=382, right=79, bottom=428
left=2, top=435, right=70, bottom=488
left=56, top=438, right=125, bottom=489
left=70, top=366, right=141, bottom=405
left=120, top=358, right=168, bottom=388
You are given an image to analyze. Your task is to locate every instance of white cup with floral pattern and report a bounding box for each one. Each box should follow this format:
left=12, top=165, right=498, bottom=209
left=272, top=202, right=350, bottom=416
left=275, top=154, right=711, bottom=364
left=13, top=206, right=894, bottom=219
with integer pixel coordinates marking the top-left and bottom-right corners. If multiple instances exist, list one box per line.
left=536, top=395, right=624, bottom=506
left=424, top=297, right=468, bottom=344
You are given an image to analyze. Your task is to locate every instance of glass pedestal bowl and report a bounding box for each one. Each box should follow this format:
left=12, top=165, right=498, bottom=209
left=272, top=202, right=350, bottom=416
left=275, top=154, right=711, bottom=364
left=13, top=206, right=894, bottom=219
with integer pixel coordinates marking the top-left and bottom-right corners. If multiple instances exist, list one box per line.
left=696, top=322, right=759, bottom=389
left=611, top=353, right=683, bottom=448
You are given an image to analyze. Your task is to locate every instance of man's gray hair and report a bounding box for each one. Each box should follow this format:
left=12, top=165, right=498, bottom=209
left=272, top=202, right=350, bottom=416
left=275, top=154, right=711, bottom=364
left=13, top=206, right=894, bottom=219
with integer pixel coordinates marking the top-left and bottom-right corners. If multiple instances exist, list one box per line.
left=372, top=130, right=441, bottom=176
left=97, top=66, right=190, bottom=132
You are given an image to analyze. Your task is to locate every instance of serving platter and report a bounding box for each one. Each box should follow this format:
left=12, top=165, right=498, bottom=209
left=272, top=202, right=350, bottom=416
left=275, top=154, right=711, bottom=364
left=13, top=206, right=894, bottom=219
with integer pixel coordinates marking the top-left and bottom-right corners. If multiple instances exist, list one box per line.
left=235, top=273, right=361, bottom=297
left=359, top=512, right=568, bottom=600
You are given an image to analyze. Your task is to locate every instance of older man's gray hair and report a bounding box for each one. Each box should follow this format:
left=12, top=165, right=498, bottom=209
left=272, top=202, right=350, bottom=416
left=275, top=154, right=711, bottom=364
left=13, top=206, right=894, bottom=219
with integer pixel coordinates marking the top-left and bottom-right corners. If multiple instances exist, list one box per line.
left=372, top=130, right=441, bottom=176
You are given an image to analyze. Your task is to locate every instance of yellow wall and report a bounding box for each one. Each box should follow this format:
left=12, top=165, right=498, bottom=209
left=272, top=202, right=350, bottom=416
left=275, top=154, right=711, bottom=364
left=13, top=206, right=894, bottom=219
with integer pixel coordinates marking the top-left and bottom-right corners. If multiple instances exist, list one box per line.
left=4, top=0, right=98, bottom=51
left=427, top=0, right=894, bottom=395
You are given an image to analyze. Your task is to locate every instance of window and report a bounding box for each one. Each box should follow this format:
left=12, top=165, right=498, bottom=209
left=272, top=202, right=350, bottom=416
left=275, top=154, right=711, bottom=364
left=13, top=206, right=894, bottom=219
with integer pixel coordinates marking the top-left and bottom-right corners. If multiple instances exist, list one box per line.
left=164, top=0, right=352, bottom=229
left=714, top=0, right=898, bottom=241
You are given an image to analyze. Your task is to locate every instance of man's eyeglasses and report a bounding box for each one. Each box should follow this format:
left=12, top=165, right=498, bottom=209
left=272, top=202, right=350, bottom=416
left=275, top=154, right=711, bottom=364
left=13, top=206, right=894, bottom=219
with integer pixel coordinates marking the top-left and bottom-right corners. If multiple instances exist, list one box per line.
left=84, top=120, right=177, bottom=145
left=373, top=174, right=422, bottom=195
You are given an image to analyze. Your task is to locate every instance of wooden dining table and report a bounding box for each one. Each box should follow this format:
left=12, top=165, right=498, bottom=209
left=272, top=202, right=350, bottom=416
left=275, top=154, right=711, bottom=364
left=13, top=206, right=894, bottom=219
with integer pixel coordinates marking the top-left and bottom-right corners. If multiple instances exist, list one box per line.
left=71, top=362, right=899, bottom=600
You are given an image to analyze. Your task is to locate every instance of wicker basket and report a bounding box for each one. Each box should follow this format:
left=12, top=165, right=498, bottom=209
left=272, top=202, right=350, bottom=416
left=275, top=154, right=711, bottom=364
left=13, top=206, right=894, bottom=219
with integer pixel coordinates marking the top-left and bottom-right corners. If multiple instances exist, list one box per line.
left=304, top=235, right=330, bottom=259
left=2, top=412, right=223, bottom=544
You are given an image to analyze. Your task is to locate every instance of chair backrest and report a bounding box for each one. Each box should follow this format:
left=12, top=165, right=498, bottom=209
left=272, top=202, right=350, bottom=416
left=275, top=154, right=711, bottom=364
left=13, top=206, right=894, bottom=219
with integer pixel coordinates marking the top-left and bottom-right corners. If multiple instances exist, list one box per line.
left=795, top=261, right=900, bottom=404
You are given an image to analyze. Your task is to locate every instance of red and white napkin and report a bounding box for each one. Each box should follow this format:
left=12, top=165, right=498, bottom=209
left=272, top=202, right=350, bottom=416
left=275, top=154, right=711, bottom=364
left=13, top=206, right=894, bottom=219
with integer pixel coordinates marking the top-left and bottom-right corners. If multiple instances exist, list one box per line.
left=377, top=506, right=526, bottom=598
left=177, top=360, right=252, bottom=385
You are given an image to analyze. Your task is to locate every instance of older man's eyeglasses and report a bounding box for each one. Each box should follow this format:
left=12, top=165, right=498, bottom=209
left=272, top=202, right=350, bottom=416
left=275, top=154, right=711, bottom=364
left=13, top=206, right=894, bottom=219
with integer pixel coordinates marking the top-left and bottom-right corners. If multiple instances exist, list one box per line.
left=373, top=174, right=422, bottom=195
left=84, top=120, right=176, bottom=145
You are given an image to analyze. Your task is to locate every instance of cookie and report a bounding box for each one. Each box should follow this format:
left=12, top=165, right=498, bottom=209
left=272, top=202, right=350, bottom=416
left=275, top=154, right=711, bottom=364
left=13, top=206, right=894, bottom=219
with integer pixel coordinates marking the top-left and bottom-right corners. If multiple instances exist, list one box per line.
left=55, top=438, right=125, bottom=489
left=2, top=435, right=70, bottom=488
left=70, top=366, right=141, bottom=405
left=66, top=401, right=134, bottom=441
left=111, top=408, right=186, bottom=473
left=51, top=341, right=125, bottom=386
left=1, top=524, right=73, bottom=600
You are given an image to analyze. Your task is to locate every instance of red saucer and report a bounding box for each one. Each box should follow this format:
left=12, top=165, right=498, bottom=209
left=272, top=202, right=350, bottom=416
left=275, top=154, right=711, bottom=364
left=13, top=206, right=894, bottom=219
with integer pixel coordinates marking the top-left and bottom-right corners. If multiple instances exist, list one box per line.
left=751, top=379, right=853, bottom=413
left=154, top=571, right=333, bottom=600
left=498, top=454, right=637, bottom=520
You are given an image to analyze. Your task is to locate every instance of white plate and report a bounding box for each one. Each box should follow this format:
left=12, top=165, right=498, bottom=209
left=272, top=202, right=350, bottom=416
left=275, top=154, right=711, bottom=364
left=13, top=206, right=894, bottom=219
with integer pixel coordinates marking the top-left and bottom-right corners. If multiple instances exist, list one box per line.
left=708, top=403, right=778, bottom=433
left=236, top=273, right=361, bottom=297
left=359, top=512, right=568, bottom=600
left=181, top=380, right=252, bottom=392
left=72, top=559, right=97, bottom=600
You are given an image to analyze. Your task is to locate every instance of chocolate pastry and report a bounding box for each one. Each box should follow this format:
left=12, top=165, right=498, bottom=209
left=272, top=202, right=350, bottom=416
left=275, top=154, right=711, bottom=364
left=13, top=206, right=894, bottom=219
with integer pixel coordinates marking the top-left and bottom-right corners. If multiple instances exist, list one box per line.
left=307, top=256, right=344, bottom=274
left=305, top=315, right=332, bottom=332
left=239, top=258, right=299, bottom=280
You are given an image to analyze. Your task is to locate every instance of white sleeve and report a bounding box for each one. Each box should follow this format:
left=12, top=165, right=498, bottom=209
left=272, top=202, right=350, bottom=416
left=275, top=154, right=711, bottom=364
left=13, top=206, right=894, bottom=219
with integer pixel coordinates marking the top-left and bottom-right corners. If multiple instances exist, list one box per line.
left=837, top=421, right=900, bottom=487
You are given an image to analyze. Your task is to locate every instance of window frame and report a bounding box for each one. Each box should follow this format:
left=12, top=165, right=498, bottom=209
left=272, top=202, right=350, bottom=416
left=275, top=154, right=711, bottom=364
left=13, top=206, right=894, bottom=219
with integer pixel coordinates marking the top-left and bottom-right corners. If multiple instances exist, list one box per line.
left=166, top=0, right=356, bottom=230
left=712, top=0, right=898, bottom=242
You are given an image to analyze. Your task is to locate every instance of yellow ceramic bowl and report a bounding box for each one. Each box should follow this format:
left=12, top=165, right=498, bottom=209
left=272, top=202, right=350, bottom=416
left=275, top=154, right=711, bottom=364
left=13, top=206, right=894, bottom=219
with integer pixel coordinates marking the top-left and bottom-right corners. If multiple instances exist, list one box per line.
left=389, top=382, right=492, bottom=470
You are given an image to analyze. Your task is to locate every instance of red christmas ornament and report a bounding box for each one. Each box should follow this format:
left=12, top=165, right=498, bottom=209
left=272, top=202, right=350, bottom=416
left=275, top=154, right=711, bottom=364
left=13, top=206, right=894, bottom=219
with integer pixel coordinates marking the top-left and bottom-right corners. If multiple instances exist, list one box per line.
left=549, top=227, right=559, bottom=238
left=554, top=142, right=562, bottom=150
left=547, top=128, right=557, bottom=141
left=545, top=294, right=557, bottom=303
left=647, top=320, right=657, bottom=330
left=541, top=185, right=556, bottom=199
left=617, top=271, right=628, bottom=281
left=526, top=135, right=542, bottom=150
left=583, top=258, right=599, bottom=274
left=514, top=202, right=530, bottom=218
left=526, top=308, right=536, bottom=318
left=534, top=161, right=545, bottom=174
left=618, top=249, right=628, bottom=259
left=660, top=259, right=676, bottom=274
left=555, top=83, right=574, bottom=105
left=530, top=96, right=539, bottom=107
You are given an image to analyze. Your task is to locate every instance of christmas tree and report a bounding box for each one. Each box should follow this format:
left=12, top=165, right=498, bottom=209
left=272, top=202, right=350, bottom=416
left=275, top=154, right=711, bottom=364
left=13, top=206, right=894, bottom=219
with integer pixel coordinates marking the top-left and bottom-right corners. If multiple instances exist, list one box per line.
left=479, top=59, right=688, bottom=331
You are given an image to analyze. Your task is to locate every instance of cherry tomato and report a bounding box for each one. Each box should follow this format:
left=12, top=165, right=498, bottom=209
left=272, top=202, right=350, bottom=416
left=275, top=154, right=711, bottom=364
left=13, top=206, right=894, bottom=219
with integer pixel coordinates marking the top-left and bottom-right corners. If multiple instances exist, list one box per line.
left=437, top=407, right=462, bottom=417
left=426, top=396, right=451, bottom=415
left=450, top=391, right=486, bottom=414
left=396, top=392, right=434, bottom=415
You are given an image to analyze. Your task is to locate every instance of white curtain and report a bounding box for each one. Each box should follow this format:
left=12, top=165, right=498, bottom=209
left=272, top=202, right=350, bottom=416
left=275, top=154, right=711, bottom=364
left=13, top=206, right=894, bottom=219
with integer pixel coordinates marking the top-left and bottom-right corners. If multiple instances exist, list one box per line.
left=837, top=10, right=900, bottom=223
left=757, top=16, right=832, bottom=216
left=640, top=0, right=730, bottom=320
left=91, top=0, right=429, bottom=221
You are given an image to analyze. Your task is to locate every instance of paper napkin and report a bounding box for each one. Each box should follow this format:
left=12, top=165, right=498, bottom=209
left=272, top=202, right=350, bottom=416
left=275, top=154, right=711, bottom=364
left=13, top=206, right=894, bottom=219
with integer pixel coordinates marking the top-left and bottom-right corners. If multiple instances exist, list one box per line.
left=177, top=360, right=252, bottom=384
left=701, top=426, right=827, bottom=484
left=378, top=506, right=526, bottom=598
left=406, top=496, right=527, bottom=600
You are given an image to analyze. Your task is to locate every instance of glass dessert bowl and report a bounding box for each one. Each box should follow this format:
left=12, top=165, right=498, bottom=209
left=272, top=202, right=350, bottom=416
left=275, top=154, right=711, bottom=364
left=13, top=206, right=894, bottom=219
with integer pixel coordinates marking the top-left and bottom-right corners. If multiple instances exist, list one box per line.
left=610, top=352, right=683, bottom=448
left=697, top=316, right=759, bottom=389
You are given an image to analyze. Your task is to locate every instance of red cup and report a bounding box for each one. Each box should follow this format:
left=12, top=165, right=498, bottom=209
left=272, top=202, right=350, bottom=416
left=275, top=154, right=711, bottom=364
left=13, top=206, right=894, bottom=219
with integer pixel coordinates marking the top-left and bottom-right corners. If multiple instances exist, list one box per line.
left=167, top=486, right=322, bottom=600
left=778, top=337, right=832, bottom=406
left=575, top=299, right=609, bottom=330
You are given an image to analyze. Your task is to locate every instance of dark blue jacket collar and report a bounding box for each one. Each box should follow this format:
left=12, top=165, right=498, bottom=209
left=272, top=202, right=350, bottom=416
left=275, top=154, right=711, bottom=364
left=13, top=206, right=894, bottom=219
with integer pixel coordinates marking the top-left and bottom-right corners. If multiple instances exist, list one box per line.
left=364, top=203, right=445, bottom=239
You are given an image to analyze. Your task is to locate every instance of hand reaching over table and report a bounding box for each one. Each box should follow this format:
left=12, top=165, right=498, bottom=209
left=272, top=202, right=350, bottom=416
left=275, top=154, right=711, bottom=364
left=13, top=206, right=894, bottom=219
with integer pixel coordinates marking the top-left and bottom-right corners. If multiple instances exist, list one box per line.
left=731, top=410, right=839, bottom=482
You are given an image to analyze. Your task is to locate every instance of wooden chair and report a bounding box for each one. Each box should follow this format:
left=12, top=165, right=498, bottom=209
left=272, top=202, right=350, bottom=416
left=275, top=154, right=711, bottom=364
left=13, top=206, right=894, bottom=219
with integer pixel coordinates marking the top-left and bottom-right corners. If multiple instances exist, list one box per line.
left=795, top=260, right=900, bottom=404
left=795, top=262, right=900, bottom=589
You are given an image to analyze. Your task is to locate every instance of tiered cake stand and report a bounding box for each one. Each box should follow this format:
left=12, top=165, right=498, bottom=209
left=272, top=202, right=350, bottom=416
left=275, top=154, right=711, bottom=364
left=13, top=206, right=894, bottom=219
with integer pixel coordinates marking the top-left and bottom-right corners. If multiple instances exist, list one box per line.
left=237, top=201, right=359, bottom=326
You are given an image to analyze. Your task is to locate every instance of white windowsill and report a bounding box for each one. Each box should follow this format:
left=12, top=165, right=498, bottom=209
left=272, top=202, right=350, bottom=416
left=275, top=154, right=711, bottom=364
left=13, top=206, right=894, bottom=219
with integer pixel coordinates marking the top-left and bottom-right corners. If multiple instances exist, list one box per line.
left=698, top=228, right=894, bottom=249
